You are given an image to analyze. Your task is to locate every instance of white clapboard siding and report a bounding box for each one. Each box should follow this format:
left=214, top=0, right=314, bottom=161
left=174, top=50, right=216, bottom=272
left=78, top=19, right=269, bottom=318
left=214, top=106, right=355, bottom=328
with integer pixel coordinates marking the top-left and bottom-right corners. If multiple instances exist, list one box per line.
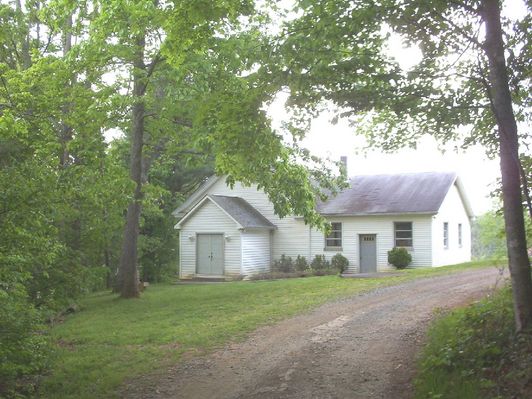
left=309, top=215, right=433, bottom=273
left=201, top=179, right=311, bottom=260
left=179, top=200, right=241, bottom=278
left=431, top=184, right=472, bottom=266
left=241, top=230, right=271, bottom=275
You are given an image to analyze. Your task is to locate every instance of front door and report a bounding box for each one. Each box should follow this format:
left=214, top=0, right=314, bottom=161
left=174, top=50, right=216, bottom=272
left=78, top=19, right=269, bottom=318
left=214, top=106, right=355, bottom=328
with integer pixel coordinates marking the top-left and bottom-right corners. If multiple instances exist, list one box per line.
left=359, top=234, right=377, bottom=273
left=197, top=234, right=224, bottom=275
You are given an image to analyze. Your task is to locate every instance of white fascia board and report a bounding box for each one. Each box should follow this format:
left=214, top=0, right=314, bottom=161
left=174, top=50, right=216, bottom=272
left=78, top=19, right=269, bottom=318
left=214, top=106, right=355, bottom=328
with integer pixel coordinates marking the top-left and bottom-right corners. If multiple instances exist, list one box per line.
left=174, top=195, right=244, bottom=230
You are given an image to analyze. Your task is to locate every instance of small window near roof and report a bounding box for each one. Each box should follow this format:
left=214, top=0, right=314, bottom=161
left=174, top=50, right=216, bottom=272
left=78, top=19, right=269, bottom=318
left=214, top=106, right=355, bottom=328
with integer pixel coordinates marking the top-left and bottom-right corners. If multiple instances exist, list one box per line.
left=325, top=222, right=342, bottom=249
left=394, top=222, right=413, bottom=247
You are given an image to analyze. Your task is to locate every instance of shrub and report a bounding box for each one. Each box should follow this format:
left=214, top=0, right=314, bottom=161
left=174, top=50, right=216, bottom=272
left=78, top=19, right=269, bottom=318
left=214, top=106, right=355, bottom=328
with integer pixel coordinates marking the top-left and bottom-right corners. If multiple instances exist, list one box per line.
left=0, top=279, right=49, bottom=397
left=387, top=247, right=412, bottom=269
left=295, top=255, right=308, bottom=271
left=273, top=254, right=294, bottom=273
left=331, top=253, right=349, bottom=273
left=310, top=254, right=330, bottom=271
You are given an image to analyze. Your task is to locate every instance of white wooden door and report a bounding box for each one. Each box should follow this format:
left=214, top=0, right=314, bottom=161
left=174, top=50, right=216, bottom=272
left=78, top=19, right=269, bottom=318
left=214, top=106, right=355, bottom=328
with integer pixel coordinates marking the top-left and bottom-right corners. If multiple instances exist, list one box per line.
left=197, top=234, right=224, bottom=275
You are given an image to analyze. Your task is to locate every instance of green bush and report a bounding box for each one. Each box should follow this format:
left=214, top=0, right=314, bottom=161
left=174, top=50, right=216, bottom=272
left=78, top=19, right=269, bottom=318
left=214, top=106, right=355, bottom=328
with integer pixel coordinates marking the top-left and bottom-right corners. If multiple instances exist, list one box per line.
left=331, top=253, right=349, bottom=273
left=295, top=255, right=308, bottom=271
left=0, top=279, right=49, bottom=397
left=310, top=254, right=330, bottom=271
left=273, top=254, right=294, bottom=273
left=387, top=247, right=412, bottom=269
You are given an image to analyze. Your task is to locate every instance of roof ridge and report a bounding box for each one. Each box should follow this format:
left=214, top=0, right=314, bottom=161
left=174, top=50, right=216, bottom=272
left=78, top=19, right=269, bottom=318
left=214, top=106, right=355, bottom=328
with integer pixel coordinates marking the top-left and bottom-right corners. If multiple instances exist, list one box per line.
left=348, top=171, right=457, bottom=179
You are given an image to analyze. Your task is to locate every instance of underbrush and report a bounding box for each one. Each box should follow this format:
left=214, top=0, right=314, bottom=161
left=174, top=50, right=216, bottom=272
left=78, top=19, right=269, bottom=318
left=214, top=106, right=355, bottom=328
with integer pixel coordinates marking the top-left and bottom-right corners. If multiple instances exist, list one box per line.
left=415, top=285, right=532, bottom=399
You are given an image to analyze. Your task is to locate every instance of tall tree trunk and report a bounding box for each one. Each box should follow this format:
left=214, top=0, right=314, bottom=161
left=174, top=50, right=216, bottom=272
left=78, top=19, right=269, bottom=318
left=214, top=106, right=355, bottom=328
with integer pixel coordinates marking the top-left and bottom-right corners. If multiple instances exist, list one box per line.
left=482, top=0, right=532, bottom=332
left=117, top=34, right=147, bottom=298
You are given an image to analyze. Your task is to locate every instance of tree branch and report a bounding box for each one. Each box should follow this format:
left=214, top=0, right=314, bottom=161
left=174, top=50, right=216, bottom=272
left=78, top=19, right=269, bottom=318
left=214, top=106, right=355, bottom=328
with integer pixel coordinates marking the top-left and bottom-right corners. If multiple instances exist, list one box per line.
left=139, top=52, right=164, bottom=94
left=430, top=10, right=484, bottom=49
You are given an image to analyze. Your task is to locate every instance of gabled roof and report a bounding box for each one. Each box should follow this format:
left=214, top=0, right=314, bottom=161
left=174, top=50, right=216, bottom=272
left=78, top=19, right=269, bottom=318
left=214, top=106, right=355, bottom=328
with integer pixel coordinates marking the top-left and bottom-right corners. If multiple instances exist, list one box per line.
left=317, top=172, right=470, bottom=216
left=210, top=195, right=276, bottom=229
left=173, top=172, right=473, bottom=223
left=175, top=195, right=276, bottom=230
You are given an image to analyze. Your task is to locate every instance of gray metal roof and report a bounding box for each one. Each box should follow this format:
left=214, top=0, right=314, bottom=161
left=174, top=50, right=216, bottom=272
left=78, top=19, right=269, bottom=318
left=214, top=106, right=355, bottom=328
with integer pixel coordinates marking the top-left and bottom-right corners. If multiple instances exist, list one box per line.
left=210, top=195, right=276, bottom=229
left=317, top=172, right=458, bottom=215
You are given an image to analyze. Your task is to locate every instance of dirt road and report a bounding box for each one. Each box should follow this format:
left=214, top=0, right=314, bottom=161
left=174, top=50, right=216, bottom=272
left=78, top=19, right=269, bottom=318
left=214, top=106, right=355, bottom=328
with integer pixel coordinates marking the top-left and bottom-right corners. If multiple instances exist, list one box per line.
left=121, top=268, right=505, bottom=399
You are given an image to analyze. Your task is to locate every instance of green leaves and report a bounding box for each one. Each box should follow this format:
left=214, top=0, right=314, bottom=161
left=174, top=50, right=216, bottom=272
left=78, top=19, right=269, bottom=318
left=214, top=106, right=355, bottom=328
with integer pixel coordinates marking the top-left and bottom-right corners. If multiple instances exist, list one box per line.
left=274, top=0, right=529, bottom=155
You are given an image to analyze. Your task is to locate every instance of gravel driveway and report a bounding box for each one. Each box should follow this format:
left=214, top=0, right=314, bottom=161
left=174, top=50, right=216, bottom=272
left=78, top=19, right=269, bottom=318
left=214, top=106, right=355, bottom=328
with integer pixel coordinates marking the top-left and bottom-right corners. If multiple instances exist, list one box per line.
left=121, top=268, right=505, bottom=399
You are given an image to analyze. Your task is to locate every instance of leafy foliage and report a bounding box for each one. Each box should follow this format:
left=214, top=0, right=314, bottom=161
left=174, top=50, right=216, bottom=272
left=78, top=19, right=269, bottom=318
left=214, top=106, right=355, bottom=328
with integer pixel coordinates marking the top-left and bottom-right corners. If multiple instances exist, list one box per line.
left=472, top=212, right=507, bottom=260
left=331, top=253, right=349, bottom=273
left=310, top=254, right=331, bottom=272
left=0, top=279, right=49, bottom=397
left=387, top=247, right=412, bottom=269
left=295, top=255, right=309, bottom=271
left=273, top=254, right=295, bottom=273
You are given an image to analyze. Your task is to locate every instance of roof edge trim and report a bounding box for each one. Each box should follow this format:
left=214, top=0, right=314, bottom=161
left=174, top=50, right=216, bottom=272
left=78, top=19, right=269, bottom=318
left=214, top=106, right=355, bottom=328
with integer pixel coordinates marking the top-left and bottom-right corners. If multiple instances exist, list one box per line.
left=174, top=195, right=244, bottom=230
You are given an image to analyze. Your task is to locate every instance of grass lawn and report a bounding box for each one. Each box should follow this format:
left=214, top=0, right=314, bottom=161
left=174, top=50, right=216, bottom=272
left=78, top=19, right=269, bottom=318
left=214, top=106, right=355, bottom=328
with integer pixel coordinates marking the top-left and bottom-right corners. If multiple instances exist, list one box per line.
left=39, top=260, right=499, bottom=398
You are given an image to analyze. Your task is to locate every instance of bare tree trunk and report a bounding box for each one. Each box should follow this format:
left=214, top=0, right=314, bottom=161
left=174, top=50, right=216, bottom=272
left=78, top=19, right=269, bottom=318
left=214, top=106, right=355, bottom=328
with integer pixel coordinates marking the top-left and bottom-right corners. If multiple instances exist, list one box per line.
left=117, top=33, right=147, bottom=298
left=482, top=0, right=532, bottom=332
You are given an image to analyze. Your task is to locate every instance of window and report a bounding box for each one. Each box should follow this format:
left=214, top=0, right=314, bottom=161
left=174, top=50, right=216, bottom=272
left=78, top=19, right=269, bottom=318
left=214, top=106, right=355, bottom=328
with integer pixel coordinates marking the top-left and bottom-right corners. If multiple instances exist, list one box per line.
left=443, top=222, right=449, bottom=249
left=394, top=222, right=413, bottom=247
left=458, top=223, right=463, bottom=247
left=325, top=222, right=342, bottom=249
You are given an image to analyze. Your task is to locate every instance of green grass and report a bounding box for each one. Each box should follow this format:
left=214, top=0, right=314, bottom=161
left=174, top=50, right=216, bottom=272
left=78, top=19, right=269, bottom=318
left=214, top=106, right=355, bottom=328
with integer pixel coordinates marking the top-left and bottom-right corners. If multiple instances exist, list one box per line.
left=39, top=260, right=499, bottom=398
left=414, top=282, right=532, bottom=399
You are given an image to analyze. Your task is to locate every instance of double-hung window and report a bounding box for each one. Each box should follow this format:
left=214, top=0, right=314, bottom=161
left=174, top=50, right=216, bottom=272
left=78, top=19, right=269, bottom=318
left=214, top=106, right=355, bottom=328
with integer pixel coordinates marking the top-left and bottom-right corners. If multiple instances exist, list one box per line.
left=443, top=222, right=449, bottom=249
left=325, top=222, right=342, bottom=249
left=458, top=223, right=463, bottom=247
left=394, top=222, right=413, bottom=248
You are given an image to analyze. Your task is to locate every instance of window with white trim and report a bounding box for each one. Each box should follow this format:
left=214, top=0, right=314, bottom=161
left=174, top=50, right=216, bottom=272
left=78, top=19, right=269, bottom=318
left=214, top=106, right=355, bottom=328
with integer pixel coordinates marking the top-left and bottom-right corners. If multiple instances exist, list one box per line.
left=325, top=222, right=342, bottom=249
left=394, top=222, right=413, bottom=247
left=443, top=222, right=449, bottom=249
left=458, top=223, right=463, bottom=247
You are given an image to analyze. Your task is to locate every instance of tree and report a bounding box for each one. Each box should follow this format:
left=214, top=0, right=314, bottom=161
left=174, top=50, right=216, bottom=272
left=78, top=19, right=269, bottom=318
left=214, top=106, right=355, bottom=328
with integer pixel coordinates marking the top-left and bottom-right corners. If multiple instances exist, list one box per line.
left=482, top=0, right=531, bottom=332
left=274, top=0, right=531, bottom=331
left=472, top=211, right=507, bottom=258
left=87, top=0, right=346, bottom=298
